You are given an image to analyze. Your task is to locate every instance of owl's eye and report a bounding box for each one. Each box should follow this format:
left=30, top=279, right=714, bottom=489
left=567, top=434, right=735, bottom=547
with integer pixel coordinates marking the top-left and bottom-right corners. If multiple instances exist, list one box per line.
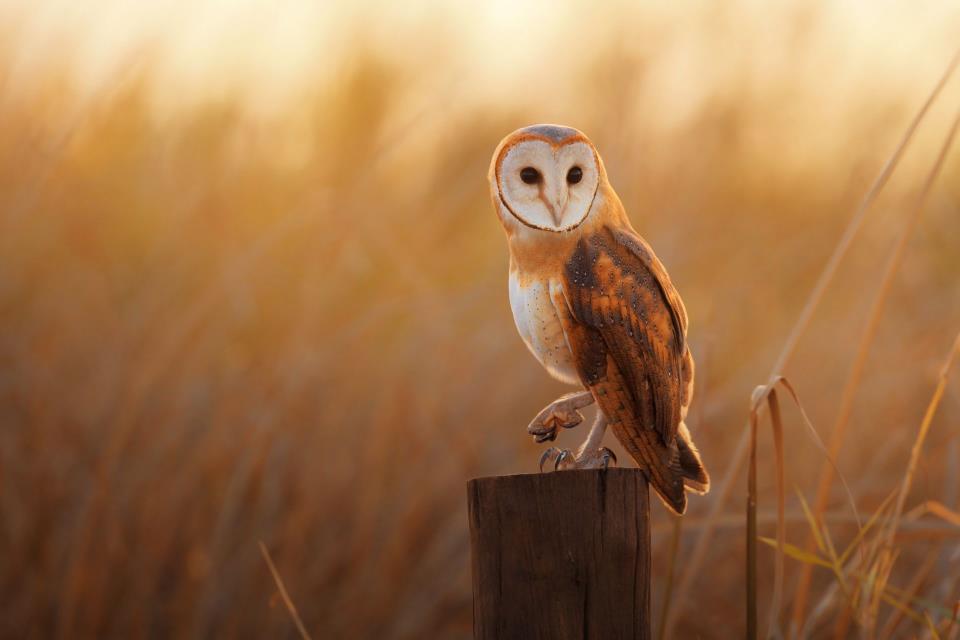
left=520, top=167, right=541, bottom=184
left=567, top=166, right=583, bottom=184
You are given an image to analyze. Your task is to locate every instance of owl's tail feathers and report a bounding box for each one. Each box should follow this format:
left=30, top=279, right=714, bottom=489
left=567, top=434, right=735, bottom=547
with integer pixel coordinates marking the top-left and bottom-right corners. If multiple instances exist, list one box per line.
left=677, top=421, right=710, bottom=494
left=612, top=421, right=710, bottom=516
left=651, top=476, right=688, bottom=515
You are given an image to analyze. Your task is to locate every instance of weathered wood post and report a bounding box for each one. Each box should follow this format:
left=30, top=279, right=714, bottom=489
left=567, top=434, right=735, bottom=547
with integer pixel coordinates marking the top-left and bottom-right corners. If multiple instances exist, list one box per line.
left=467, top=468, right=650, bottom=640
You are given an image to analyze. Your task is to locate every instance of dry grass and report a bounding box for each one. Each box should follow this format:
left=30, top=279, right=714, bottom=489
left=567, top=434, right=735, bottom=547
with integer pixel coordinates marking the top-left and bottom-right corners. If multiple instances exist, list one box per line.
left=1, top=3, right=960, bottom=638
left=744, top=51, right=960, bottom=639
left=259, top=541, right=312, bottom=640
left=792, top=54, right=960, bottom=630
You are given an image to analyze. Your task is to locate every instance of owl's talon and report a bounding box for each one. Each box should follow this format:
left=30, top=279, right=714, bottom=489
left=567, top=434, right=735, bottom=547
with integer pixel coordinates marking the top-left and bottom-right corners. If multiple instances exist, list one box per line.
left=539, top=447, right=559, bottom=472
left=600, top=447, right=617, bottom=469
left=538, top=445, right=613, bottom=471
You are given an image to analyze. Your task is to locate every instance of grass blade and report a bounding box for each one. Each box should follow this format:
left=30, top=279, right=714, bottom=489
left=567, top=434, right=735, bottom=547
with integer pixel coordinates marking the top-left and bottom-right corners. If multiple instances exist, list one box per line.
left=747, top=394, right=759, bottom=640
left=796, top=489, right=826, bottom=554
left=767, top=388, right=786, bottom=638
left=259, top=541, right=313, bottom=640
left=746, top=383, right=787, bottom=639
left=758, top=537, right=832, bottom=569
left=837, top=488, right=898, bottom=568
left=923, top=501, right=960, bottom=528
left=925, top=611, right=943, bottom=640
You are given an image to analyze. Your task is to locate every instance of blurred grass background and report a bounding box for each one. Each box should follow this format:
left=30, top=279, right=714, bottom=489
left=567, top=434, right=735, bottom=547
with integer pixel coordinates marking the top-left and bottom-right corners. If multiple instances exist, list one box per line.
left=1, top=0, right=959, bottom=637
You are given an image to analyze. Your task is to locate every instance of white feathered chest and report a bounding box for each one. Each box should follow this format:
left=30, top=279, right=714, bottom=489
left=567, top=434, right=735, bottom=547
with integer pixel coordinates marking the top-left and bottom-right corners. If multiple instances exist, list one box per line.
left=508, top=271, right=580, bottom=385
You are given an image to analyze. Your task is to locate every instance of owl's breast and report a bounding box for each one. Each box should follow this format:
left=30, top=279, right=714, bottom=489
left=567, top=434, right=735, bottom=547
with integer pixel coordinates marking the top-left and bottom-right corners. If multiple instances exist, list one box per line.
left=508, top=272, right=580, bottom=385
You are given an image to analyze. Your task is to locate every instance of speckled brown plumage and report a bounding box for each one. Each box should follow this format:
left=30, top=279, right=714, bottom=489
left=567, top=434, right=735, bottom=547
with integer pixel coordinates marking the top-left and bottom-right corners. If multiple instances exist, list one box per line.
left=555, top=225, right=701, bottom=513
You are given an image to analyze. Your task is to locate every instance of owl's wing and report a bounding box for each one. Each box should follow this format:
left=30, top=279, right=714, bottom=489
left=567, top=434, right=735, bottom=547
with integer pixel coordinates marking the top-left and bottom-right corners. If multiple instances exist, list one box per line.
left=554, top=225, right=692, bottom=511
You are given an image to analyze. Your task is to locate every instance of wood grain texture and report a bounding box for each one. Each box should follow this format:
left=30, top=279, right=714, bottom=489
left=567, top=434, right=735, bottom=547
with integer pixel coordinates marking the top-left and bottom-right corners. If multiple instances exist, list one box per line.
left=468, top=469, right=650, bottom=640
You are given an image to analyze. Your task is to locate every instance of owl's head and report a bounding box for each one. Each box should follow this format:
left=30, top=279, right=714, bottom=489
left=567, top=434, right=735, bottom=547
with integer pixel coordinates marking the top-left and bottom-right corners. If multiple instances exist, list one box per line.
left=489, top=124, right=608, bottom=234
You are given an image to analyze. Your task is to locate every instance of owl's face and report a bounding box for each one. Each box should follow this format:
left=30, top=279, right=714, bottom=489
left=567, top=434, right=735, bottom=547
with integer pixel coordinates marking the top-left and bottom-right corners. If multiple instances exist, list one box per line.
left=491, top=125, right=602, bottom=233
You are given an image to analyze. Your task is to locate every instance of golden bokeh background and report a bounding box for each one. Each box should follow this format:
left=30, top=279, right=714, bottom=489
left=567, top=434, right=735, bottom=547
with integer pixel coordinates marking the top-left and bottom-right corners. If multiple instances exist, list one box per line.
left=1, top=1, right=959, bottom=637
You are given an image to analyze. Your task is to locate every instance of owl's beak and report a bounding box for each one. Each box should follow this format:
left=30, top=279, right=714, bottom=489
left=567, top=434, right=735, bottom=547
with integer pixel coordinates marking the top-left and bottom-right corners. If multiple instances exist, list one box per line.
left=553, top=192, right=569, bottom=226
left=540, top=180, right=568, bottom=227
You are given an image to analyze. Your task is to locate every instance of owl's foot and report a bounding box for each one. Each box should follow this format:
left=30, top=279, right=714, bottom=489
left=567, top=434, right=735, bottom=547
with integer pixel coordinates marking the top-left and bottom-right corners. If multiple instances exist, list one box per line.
left=527, top=391, right=594, bottom=443
left=578, top=446, right=617, bottom=470
left=539, top=446, right=617, bottom=471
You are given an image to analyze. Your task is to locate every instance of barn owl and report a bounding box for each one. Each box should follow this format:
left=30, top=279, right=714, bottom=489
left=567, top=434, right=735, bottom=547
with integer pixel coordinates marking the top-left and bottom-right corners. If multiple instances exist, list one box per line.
left=488, top=124, right=709, bottom=514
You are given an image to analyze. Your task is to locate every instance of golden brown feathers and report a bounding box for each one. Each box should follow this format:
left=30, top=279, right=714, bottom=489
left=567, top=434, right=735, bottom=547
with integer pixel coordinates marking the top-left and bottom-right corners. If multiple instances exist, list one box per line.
left=556, top=225, right=707, bottom=513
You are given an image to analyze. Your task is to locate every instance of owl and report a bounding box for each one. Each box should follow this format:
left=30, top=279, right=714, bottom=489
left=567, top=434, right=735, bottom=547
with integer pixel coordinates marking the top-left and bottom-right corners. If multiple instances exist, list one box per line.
left=488, top=124, right=709, bottom=514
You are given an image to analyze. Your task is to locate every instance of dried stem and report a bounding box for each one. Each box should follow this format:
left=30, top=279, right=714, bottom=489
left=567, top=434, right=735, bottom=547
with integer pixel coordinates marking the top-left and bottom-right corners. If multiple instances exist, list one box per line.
left=259, top=541, right=313, bottom=640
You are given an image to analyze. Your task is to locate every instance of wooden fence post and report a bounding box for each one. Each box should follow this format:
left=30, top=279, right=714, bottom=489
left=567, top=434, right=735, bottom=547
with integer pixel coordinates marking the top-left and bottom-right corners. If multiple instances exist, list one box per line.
left=467, top=468, right=650, bottom=640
